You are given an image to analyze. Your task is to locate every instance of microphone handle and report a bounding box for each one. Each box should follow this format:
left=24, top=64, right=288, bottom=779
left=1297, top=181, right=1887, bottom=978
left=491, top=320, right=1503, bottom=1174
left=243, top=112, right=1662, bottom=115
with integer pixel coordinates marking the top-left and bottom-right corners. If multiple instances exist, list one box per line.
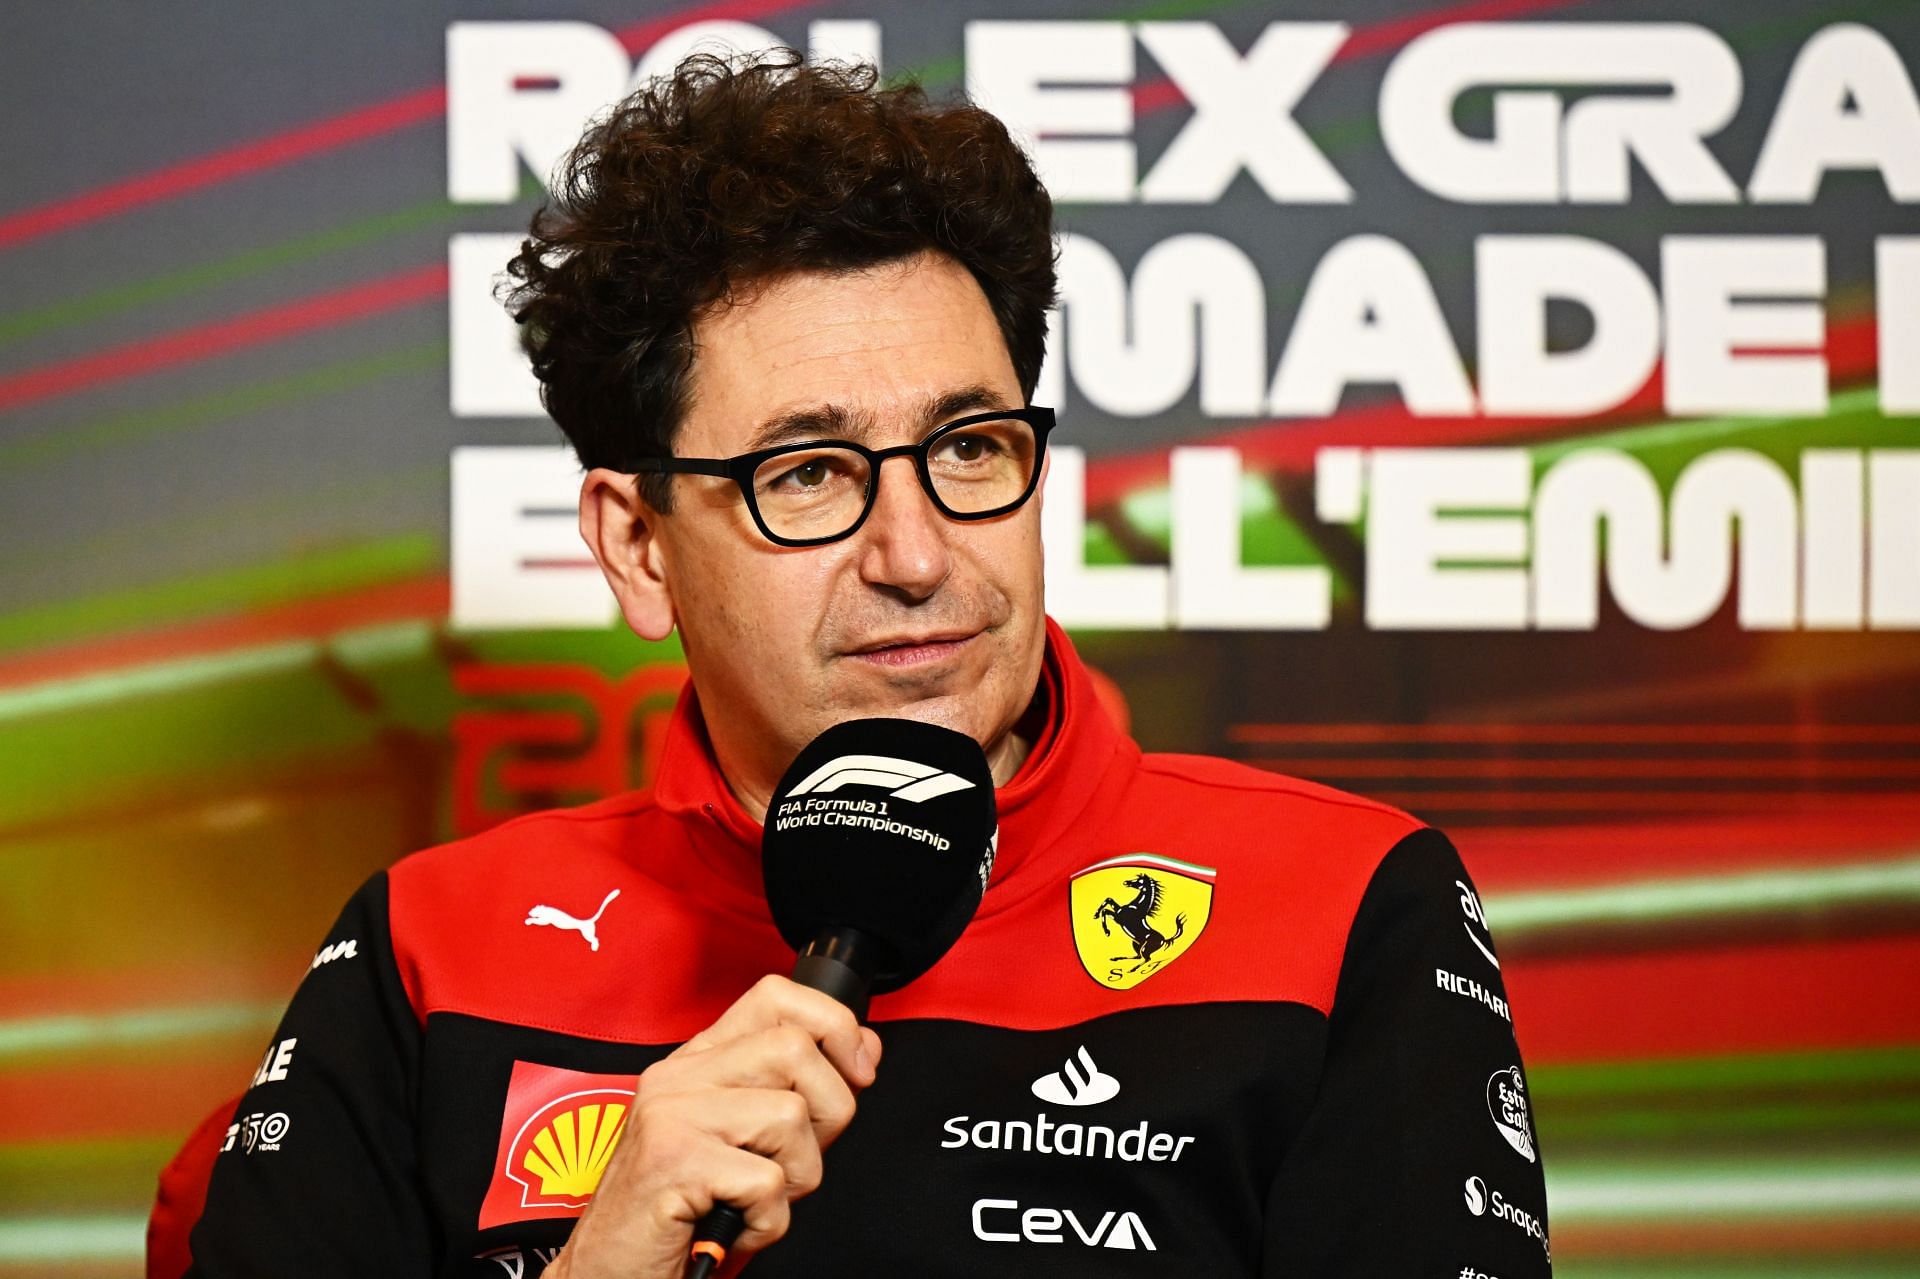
left=684, top=928, right=879, bottom=1277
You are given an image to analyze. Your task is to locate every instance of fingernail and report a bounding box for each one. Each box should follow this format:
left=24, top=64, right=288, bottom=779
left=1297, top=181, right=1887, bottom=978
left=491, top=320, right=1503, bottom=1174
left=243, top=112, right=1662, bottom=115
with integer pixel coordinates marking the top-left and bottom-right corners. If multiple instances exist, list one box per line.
left=855, top=1042, right=875, bottom=1079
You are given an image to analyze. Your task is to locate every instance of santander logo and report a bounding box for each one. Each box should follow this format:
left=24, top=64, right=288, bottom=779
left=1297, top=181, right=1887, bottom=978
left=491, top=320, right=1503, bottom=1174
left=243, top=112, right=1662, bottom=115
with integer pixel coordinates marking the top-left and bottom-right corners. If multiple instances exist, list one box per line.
left=1031, top=1046, right=1121, bottom=1107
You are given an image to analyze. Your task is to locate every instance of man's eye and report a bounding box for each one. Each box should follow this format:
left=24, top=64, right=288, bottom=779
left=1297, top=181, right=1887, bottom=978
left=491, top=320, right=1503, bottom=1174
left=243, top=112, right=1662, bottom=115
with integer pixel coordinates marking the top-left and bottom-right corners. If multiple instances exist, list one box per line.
left=937, top=434, right=997, bottom=463
left=765, top=454, right=852, bottom=494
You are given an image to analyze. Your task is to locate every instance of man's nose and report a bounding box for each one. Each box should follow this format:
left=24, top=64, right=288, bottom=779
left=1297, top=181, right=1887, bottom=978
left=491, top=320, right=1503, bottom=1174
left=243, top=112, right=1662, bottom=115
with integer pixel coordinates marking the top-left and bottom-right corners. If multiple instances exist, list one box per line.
left=856, top=454, right=952, bottom=600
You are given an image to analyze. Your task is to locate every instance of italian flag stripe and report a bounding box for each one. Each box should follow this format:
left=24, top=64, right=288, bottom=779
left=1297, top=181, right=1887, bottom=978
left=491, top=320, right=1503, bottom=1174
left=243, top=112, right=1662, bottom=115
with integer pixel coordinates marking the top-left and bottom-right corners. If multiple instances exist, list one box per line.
left=1074, top=852, right=1218, bottom=880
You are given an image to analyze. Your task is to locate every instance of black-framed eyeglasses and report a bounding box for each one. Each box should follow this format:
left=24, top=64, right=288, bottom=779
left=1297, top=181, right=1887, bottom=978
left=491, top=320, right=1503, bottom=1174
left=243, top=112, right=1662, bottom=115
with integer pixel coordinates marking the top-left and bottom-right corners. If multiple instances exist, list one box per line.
left=626, top=406, right=1055, bottom=547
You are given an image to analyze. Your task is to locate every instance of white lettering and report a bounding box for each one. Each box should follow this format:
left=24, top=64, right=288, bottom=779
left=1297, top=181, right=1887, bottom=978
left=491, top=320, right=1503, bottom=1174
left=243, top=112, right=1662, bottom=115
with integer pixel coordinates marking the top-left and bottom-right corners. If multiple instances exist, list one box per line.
left=1533, top=448, right=1798, bottom=630
left=1041, top=447, right=1171, bottom=629
left=1663, top=236, right=1828, bottom=416
left=965, top=23, right=1135, bottom=202
left=1801, top=451, right=1864, bottom=629
left=972, top=1199, right=1155, bottom=1250
left=1870, top=453, right=1920, bottom=628
left=940, top=1113, right=1192, bottom=1163
left=450, top=447, right=613, bottom=630
left=1135, top=22, right=1350, bottom=203
left=1171, top=448, right=1331, bottom=629
left=1054, top=233, right=1266, bottom=417
left=1750, top=25, right=1920, bottom=202
left=1879, top=239, right=1920, bottom=413
left=1476, top=236, right=1661, bottom=417
left=449, top=233, right=542, bottom=417
left=1021, top=1207, right=1063, bottom=1244
left=972, top=1199, right=1020, bottom=1244
left=252, top=1038, right=297, bottom=1087
left=310, top=939, right=358, bottom=970
left=1380, top=24, right=1741, bottom=203
left=447, top=22, right=629, bottom=203
left=1365, top=450, right=1531, bottom=630
left=629, top=21, right=782, bottom=87
left=1269, top=236, right=1475, bottom=417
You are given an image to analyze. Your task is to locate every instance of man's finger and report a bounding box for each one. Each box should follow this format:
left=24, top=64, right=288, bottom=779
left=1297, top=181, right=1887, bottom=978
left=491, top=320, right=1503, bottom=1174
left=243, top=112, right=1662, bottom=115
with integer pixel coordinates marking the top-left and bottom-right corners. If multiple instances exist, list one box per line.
left=644, top=1024, right=859, bottom=1145
left=679, top=975, right=873, bottom=1086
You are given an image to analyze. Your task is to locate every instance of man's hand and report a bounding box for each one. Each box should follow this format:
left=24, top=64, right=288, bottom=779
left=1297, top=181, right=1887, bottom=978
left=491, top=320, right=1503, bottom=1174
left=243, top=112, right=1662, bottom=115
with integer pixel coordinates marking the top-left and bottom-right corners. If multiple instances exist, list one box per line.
left=544, top=975, right=883, bottom=1279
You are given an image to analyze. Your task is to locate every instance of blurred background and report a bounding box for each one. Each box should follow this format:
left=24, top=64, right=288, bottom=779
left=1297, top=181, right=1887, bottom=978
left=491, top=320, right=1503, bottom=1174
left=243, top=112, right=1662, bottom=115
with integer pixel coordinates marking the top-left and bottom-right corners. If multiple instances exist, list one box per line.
left=3, top=1, right=1918, bottom=1274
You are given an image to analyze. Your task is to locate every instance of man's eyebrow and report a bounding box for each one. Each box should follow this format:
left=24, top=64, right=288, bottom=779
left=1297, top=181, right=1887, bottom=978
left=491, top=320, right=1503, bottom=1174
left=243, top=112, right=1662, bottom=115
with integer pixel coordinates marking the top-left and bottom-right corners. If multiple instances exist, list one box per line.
left=743, top=405, right=863, bottom=451
left=926, top=385, right=1015, bottom=424
left=741, top=386, right=1016, bottom=452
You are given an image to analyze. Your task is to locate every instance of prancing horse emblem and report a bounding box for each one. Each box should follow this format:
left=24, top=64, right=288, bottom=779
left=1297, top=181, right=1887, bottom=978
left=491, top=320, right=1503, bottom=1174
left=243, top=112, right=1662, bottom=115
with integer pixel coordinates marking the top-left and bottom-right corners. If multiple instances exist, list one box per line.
left=1069, top=854, right=1215, bottom=990
left=1094, top=874, right=1186, bottom=967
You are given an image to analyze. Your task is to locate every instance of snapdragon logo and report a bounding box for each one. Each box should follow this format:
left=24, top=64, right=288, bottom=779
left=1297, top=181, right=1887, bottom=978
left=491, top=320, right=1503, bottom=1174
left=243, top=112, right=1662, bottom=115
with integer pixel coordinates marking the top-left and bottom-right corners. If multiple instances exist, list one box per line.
left=786, top=754, right=977, bottom=803
left=972, top=1198, right=1155, bottom=1250
left=1464, top=1175, right=1551, bottom=1261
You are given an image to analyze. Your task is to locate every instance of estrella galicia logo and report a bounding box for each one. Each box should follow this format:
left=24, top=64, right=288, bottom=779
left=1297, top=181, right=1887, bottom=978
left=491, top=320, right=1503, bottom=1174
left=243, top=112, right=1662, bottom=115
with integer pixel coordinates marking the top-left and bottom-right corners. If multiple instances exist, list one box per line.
left=1487, top=1066, right=1536, bottom=1163
left=1031, top=1046, right=1121, bottom=1107
left=786, top=754, right=977, bottom=803
left=1070, top=854, right=1215, bottom=990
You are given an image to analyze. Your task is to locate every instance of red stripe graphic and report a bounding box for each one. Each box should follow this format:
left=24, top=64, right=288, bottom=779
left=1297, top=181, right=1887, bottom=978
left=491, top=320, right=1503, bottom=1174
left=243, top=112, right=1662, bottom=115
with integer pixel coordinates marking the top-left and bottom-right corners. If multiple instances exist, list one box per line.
left=0, top=575, right=449, bottom=695
left=1509, top=933, right=1920, bottom=1063
left=0, top=88, right=446, bottom=252
left=0, top=0, right=828, bottom=251
left=0, top=264, right=448, bottom=416
left=1457, top=801, right=1920, bottom=894
left=1335, top=0, right=1590, bottom=62
left=1233, top=721, right=1920, bottom=745
left=1255, top=757, right=1920, bottom=780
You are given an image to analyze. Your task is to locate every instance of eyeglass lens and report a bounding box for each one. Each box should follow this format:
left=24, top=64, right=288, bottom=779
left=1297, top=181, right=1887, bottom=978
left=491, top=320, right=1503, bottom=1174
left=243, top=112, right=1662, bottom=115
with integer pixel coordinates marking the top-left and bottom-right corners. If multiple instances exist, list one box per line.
left=748, top=416, right=1039, bottom=541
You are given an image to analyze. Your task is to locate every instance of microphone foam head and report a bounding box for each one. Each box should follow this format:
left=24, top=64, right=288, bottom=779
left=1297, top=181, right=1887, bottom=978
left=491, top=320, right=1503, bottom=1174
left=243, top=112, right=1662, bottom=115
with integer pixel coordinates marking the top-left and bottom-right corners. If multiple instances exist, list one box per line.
left=762, top=717, right=997, bottom=993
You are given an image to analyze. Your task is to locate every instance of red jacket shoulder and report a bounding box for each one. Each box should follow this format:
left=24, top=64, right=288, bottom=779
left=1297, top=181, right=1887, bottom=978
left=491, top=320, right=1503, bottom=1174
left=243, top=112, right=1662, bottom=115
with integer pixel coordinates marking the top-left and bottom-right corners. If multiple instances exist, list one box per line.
left=387, top=790, right=661, bottom=899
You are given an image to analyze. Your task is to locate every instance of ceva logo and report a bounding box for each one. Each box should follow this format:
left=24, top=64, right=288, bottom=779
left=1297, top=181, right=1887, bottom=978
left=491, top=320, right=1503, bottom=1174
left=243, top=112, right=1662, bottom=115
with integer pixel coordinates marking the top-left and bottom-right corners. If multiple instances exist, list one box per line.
left=972, top=1198, right=1156, bottom=1250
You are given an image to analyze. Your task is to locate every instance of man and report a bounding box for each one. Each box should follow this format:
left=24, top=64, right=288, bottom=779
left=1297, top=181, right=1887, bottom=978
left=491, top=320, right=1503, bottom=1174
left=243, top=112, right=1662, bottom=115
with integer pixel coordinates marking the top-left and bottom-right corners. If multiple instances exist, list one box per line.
left=184, top=52, right=1551, bottom=1277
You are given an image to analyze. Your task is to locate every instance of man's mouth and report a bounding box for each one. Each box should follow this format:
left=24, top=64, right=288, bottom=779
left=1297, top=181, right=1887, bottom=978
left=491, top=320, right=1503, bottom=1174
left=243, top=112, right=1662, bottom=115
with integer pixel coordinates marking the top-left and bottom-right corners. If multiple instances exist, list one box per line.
left=844, top=630, right=981, bottom=668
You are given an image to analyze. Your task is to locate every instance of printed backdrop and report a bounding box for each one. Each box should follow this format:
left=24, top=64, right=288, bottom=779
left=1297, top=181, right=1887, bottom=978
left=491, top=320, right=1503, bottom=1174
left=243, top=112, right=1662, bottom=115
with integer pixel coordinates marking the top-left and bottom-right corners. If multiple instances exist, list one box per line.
left=3, top=1, right=1919, bottom=1274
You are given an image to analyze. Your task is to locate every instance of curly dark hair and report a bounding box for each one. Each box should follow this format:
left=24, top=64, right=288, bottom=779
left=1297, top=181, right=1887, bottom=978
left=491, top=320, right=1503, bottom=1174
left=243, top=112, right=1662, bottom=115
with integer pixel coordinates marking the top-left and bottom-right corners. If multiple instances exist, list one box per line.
left=503, top=50, right=1057, bottom=510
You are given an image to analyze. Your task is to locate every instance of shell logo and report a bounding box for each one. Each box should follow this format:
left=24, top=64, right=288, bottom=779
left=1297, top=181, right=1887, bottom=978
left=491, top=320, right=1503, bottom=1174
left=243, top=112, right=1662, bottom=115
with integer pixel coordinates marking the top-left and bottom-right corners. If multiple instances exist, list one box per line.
left=509, top=1093, right=630, bottom=1205
left=479, top=1062, right=640, bottom=1230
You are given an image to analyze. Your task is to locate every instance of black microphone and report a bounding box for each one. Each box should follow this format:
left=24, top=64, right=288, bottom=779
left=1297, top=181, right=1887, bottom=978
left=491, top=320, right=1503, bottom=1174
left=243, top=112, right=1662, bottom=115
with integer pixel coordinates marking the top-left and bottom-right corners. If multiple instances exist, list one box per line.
left=685, top=717, right=997, bottom=1278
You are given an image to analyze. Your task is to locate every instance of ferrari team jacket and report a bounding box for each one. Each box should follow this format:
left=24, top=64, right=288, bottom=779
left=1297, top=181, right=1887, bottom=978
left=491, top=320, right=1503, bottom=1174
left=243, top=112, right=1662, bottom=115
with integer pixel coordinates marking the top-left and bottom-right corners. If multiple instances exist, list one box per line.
left=187, top=620, right=1552, bottom=1277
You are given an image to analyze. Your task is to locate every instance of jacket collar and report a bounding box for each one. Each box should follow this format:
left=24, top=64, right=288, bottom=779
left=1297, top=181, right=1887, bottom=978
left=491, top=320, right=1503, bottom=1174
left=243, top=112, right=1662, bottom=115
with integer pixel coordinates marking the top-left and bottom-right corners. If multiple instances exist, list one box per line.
left=650, top=617, right=1136, bottom=912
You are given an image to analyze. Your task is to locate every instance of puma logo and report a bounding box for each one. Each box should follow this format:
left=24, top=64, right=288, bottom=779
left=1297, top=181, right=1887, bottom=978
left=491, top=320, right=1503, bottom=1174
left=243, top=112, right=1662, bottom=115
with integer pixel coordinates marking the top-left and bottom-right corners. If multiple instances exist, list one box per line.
left=524, top=889, right=620, bottom=952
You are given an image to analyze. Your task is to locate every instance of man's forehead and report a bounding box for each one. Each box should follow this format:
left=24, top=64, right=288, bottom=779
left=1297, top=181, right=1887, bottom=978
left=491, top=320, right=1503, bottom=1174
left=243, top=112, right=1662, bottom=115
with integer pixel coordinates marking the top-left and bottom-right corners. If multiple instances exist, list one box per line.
left=676, top=253, right=1021, bottom=454
left=741, top=385, right=1015, bottom=451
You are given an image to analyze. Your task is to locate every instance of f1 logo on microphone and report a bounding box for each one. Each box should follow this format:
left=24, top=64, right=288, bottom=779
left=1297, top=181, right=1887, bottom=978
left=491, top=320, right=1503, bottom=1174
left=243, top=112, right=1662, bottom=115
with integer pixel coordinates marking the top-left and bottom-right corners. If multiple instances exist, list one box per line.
left=786, top=754, right=977, bottom=803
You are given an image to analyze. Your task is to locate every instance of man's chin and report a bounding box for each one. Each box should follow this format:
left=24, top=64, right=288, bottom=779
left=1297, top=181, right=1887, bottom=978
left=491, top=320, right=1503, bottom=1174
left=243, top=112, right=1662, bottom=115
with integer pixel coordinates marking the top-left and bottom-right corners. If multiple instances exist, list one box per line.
left=835, top=682, right=973, bottom=731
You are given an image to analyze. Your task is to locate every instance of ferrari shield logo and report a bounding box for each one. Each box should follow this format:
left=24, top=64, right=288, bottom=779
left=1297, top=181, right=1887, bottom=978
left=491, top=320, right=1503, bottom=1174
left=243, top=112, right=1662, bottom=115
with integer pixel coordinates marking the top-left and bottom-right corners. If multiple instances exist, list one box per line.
left=1070, top=854, right=1216, bottom=990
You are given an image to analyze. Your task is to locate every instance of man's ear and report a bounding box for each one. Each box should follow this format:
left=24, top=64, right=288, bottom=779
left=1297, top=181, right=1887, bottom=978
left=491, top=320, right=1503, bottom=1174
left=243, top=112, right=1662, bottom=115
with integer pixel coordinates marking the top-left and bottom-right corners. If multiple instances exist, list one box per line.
left=579, top=468, right=676, bottom=641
